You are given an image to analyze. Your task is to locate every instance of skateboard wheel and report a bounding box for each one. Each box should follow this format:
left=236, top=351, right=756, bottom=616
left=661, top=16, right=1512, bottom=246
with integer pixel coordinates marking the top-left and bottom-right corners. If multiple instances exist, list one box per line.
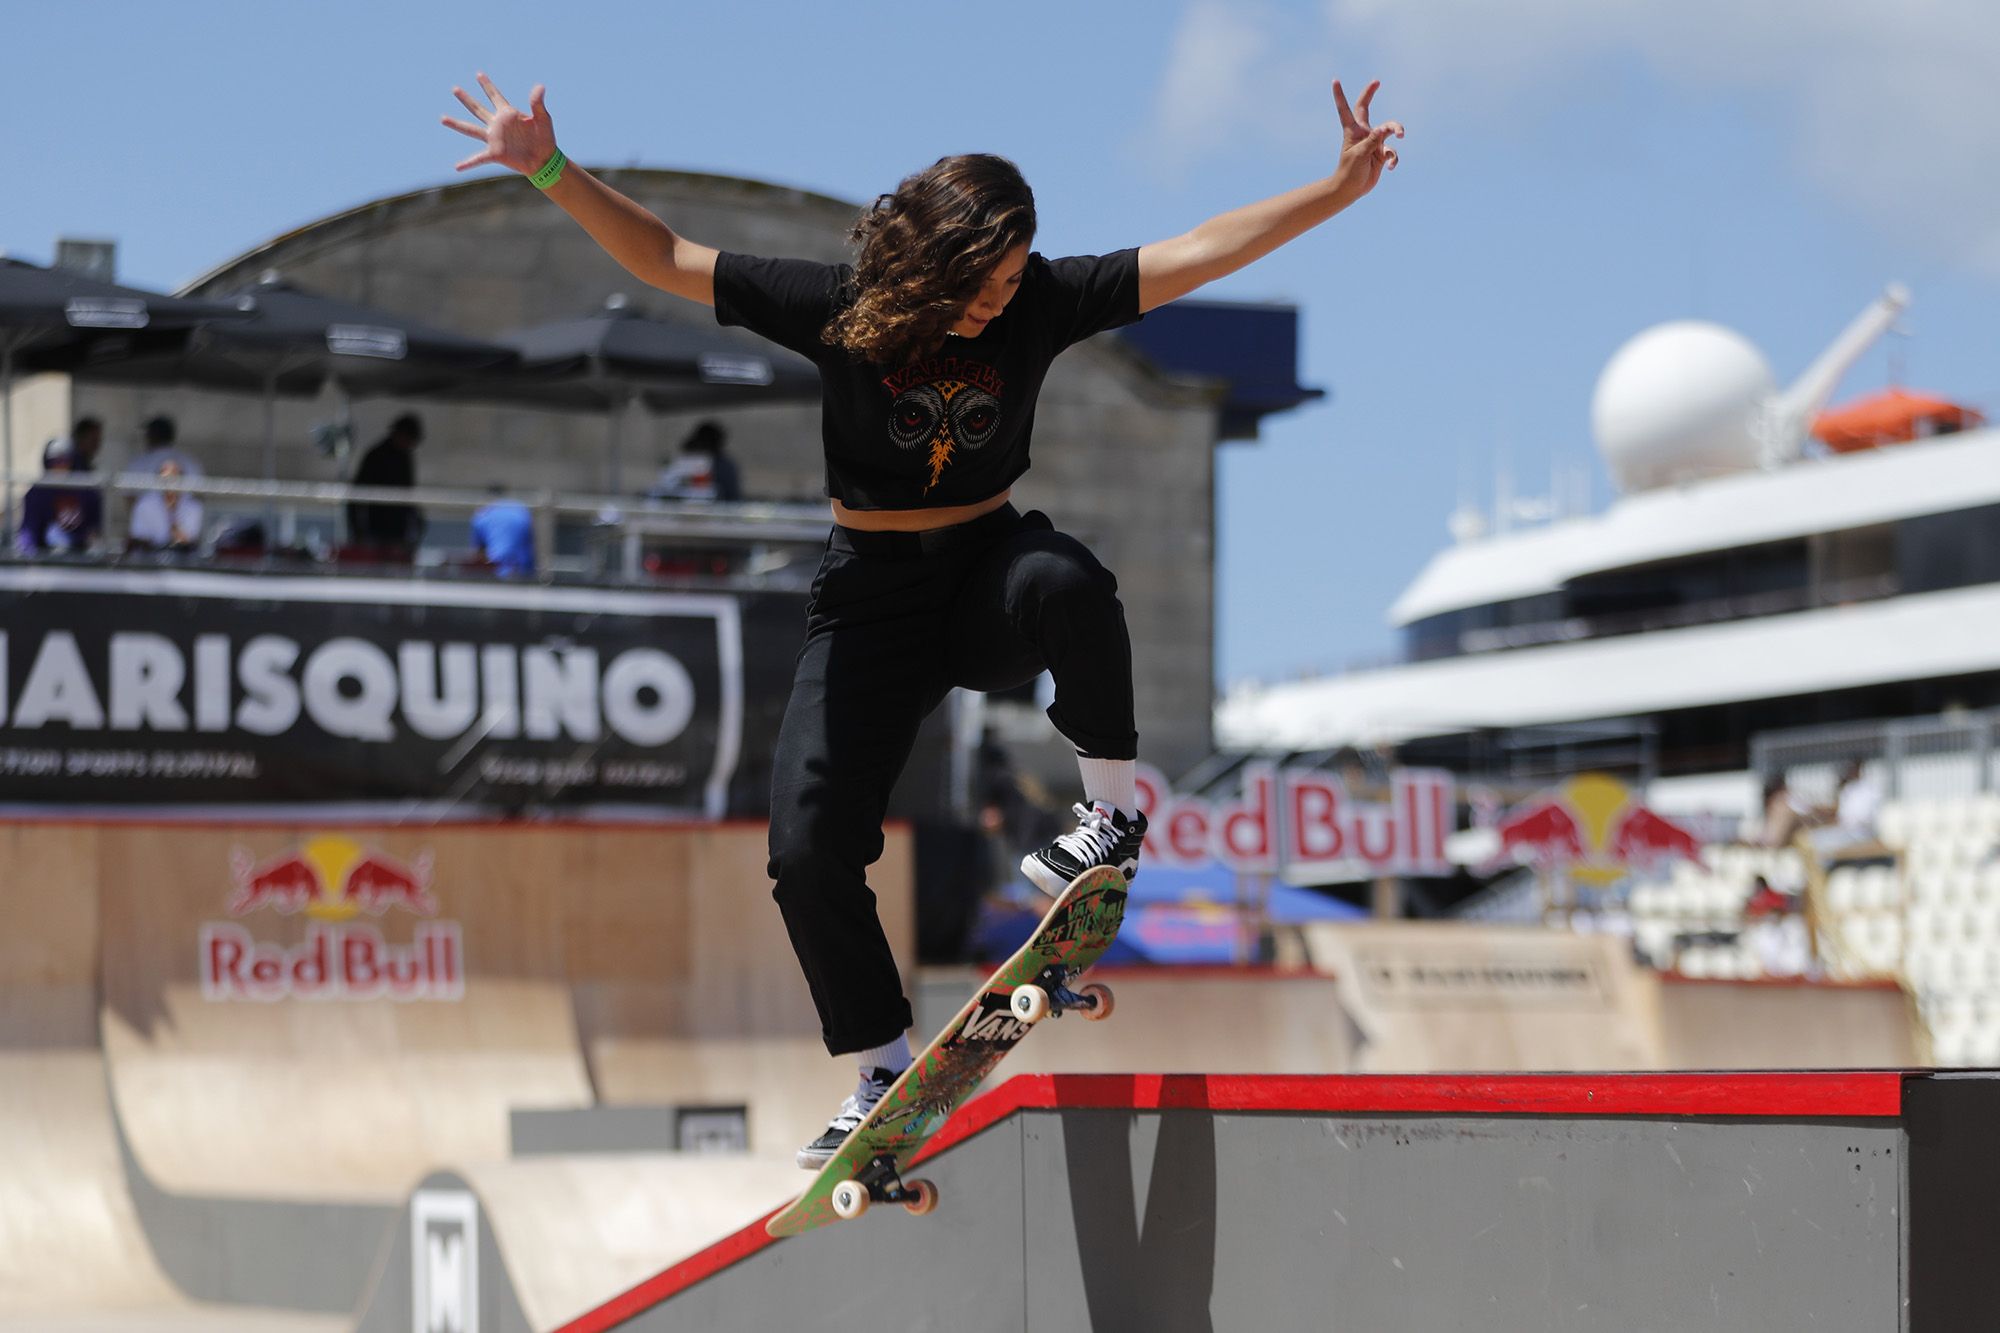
left=1077, top=982, right=1115, bottom=1021
left=1011, top=985, right=1051, bottom=1024
left=903, top=1179, right=939, bottom=1216
left=831, top=1180, right=871, bottom=1220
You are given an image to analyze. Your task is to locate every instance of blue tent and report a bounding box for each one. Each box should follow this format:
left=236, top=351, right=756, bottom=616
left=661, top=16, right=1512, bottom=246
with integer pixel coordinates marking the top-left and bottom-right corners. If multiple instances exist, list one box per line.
left=970, top=861, right=1367, bottom=966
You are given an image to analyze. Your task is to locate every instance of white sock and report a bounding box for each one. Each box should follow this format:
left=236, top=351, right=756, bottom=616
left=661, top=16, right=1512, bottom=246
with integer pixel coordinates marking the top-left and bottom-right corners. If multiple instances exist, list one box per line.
left=1076, top=755, right=1137, bottom=819
left=855, top=1034, right=911, bottom=1077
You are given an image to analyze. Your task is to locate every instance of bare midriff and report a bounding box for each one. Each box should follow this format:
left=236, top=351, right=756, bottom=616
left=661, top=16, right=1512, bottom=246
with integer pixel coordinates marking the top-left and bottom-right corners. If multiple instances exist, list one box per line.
left=830, top=489, right=1013, bottom=532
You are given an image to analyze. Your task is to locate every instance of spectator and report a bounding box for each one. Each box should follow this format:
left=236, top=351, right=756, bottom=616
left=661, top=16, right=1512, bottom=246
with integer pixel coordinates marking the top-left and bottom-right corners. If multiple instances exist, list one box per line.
left=1741, top=875, right=1813, bottom=978
left=648, top=420, right=742, bottom=502
left=15, top=439, right=103, bottom=554
left=1757, top=776, right=1808, bottom=849
left=470, top=494, right=536, bottom=578
left=1833, top=760, right=1883, bottom=840
left=346, top=413, right=425, bottom=551
left=56, top=416, right=104, bottom=476
left=120, top=415, right=204, bottom=481
left=128, top=459, right=204, bottom=551
left=1809, top=760, right=1886, bottom=860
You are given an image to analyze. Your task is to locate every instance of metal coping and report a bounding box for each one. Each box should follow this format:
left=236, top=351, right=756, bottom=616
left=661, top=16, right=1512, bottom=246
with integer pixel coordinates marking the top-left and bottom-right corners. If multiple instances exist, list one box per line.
left=551, top=1070, right=1906, bottom=1333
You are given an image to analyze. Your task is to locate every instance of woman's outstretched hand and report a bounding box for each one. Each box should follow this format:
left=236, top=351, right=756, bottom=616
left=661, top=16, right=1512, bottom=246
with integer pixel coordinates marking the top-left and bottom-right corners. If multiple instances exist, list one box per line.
left=441, top=73, right=557, bottom=175
left=1330, top=79, right=1403, bottom=203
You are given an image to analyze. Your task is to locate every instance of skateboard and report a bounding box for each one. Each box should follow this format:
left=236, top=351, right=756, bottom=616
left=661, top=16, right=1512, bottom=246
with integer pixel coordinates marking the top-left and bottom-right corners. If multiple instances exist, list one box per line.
left=765, top=864, right=1128, bottom=1236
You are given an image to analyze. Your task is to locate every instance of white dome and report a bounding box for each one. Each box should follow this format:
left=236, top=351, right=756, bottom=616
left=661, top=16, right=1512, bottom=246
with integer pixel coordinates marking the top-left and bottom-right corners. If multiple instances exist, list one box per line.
left=1591, top=321, right=1775, bottom=493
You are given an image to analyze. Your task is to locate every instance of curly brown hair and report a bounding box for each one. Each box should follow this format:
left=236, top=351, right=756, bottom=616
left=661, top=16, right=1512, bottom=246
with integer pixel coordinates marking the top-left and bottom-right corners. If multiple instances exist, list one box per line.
left=824, top=154, right=1037, bottom=366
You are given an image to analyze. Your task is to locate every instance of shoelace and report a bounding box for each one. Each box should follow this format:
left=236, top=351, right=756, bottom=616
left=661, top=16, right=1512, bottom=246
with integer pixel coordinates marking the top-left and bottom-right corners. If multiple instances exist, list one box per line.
left=1051, top=802, right=1121, bottom=865
left=829, top=1074, right=891, bottom=1131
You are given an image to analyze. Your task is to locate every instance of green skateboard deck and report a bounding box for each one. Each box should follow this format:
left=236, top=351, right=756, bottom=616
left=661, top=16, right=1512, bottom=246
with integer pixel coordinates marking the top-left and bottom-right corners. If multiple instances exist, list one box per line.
left=766, top=865, right=1128, bottom=1236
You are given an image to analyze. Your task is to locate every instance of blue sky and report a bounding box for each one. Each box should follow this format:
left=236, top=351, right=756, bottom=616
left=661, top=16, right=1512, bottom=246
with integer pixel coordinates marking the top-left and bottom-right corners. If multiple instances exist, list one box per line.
left=5, top=0, right=1995, bottom=685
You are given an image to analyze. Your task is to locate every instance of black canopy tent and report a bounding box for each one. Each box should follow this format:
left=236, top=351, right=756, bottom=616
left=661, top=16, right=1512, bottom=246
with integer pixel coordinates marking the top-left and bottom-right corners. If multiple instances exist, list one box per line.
left=0, top=257, right=247, bottom=535
left=457, top=295, right=823, bottom=491
left=45, top=273, right=521, bottom=482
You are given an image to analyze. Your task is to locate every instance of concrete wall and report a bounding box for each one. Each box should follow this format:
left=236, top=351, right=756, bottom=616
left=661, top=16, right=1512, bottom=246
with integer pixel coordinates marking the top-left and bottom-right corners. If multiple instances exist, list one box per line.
left=625, top=1105, right=1905, bottom=1332
left=72, top=169, right=1222, bottom=777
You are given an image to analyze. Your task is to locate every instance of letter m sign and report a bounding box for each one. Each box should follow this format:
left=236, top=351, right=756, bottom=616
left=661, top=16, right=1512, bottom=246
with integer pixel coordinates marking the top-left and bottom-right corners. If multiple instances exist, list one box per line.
left=412, top=1188, right=480, bottom=1333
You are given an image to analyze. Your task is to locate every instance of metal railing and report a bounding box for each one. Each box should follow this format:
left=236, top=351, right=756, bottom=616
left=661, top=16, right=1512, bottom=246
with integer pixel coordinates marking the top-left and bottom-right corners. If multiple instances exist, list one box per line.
left=3, top=470, right=833, bottom=586
left=1752, top=707, right=2000, bottom=803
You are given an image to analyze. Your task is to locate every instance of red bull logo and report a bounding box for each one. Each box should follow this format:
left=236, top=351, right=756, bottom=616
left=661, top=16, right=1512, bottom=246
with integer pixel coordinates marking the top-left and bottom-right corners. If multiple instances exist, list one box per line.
left=228, top=837, right=438, bottom=920
left=205, top=837, right=460, bottom=1002
left=1491, top=773, right=1702, bottom=884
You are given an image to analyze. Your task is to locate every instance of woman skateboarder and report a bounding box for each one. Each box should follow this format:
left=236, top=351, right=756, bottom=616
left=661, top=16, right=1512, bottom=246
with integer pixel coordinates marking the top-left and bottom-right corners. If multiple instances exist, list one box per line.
left=443, top=73, right=1402, bottom=1167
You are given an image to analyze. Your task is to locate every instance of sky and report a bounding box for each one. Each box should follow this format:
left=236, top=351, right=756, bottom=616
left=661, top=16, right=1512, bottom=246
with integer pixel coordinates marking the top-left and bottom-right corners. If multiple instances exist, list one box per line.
left=5, top=0, right=1996, bottom=686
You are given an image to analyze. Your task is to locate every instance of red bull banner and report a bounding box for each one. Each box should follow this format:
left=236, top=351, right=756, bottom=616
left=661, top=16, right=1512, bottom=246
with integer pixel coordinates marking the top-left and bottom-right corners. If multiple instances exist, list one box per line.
left=1135, top=762, right=1455, bottom=878
left=0, top=568, right=804, bottom=818
left=1487, top=773, right=1703, bottom=883
left=201, top=835, right=462, bottom=1001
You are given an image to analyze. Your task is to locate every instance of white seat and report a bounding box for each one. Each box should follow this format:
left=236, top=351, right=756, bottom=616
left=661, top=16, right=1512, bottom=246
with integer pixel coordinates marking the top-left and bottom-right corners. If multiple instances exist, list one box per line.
left=1969, top=1025, right=2000, bottom=1067
left=1772, top=849, right=1807, bottom=892
left=1854, top=866, right=1893, bottom=912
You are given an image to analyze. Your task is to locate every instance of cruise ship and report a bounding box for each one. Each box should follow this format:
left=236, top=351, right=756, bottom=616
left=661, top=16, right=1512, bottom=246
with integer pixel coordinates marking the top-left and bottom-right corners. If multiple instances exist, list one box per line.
left=1217, top=286, right=1998, bottom=813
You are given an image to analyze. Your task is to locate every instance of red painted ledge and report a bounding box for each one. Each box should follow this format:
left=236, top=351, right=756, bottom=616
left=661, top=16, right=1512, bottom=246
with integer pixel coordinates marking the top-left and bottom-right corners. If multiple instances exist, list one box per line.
left=551, top=1069, right=1905, bottom=1333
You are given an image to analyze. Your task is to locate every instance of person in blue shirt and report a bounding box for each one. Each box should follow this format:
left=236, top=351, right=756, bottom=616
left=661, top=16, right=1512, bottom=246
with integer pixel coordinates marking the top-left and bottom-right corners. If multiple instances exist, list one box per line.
left=470, top=497, right=535, bottom=577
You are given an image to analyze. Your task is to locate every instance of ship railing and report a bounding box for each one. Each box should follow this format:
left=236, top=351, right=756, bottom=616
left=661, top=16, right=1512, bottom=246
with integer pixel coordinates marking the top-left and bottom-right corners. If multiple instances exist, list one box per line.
left=1456, top=574, right=1902, bottom=656
left=1752, top=707, right=2000, bottom=803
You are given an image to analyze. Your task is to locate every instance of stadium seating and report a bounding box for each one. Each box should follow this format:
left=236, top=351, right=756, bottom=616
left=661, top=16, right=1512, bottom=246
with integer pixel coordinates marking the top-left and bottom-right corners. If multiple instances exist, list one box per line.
left=1626, top=793, right=2000, bottom=1064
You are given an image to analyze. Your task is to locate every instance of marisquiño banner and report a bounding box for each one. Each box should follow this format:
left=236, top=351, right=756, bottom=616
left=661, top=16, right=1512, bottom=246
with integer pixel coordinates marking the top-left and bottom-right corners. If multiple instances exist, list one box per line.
left=0, top=568, right=803, bottom=817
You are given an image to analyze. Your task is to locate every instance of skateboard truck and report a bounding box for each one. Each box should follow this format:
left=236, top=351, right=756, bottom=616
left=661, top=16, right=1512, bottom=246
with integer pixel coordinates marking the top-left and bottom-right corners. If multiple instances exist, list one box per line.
left=829, top=1153, right=939, bottom=1220
left=1010, top=965, right=1115, bottom=1026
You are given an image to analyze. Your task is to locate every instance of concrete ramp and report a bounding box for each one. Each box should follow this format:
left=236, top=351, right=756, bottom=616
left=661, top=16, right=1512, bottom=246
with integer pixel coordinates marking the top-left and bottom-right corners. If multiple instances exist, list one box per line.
left=555, top=1071, right=2000, bottom=1333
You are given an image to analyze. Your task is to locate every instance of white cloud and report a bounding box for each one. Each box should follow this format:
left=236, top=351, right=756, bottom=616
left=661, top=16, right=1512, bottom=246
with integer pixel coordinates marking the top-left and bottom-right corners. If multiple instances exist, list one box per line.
left=1142, top=2, right=1340, bottom=180
left=1145, top=0, right=2000, bottom=277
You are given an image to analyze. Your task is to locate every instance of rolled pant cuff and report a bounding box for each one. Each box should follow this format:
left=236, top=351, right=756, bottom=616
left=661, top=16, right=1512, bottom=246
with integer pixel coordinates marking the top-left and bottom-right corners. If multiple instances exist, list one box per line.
left=825, top=1011, right=915, bottom=1059
left=1046, top=703, right=1138, bottom=763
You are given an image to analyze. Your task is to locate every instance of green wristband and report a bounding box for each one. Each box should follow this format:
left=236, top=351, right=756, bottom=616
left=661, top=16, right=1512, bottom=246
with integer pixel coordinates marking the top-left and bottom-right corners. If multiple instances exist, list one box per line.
left=529, top=149, right=568, bottom=190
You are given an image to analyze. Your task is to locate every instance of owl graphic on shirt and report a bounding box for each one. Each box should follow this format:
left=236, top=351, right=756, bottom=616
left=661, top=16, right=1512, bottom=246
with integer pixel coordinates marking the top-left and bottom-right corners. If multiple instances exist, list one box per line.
left=881, top=356, right=1005, bottom=493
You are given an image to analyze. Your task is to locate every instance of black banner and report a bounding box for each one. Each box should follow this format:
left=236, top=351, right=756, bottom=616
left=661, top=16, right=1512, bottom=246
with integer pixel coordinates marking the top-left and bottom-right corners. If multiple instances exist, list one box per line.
left=0, top=568, right=805, bottom=817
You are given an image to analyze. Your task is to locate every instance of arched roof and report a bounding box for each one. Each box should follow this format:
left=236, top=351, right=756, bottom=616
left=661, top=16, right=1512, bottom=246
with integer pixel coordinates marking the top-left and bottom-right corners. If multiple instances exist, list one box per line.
left=177, top=166, right=861, bottom=300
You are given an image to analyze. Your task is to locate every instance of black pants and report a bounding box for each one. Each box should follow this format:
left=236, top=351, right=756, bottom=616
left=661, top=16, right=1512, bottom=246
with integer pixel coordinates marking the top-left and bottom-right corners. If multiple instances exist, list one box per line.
left=768, top=504, right=1137, bottom=1055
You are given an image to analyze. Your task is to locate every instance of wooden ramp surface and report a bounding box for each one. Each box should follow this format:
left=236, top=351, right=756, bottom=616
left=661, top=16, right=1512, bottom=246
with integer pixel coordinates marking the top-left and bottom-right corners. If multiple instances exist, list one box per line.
left=0, top=1050, right=181, bottom=1312
left=461, top=1156, right=808, bottom=1332
left=103, top=981, right=593, bottom=1200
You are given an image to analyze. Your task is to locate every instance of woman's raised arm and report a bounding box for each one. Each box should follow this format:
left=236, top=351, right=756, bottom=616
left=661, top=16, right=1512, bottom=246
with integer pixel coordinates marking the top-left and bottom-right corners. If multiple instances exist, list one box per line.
left=443, top=73, right=718, bottom=307
left=1136, top=78, right=1403, bottom=314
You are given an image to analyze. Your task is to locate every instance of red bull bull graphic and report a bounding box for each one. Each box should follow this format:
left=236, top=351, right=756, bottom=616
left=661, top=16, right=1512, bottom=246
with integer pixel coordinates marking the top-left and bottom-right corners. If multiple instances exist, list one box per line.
left=228, top=837, right=440, bottom=920
left=1488, top=773, right=1703, bottom=884
left=204, top=837, right=461, bottom=1001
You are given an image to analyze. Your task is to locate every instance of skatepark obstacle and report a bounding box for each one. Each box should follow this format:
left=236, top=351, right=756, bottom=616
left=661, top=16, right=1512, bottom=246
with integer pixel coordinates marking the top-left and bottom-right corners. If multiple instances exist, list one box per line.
left=547, top=1070, right=1997, bottom=1333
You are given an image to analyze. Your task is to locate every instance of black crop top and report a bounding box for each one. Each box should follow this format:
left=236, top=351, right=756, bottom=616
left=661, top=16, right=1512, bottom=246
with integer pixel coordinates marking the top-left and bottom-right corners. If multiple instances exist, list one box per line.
left=712, top=247, right=1142, bottom=510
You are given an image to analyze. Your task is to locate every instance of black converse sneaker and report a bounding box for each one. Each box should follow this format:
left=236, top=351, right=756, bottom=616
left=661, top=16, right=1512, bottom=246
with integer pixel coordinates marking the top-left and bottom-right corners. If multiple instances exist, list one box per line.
left=1020, top=802, right=1147, bottom=898
left=796, top=1066, right=896, bottom=1170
